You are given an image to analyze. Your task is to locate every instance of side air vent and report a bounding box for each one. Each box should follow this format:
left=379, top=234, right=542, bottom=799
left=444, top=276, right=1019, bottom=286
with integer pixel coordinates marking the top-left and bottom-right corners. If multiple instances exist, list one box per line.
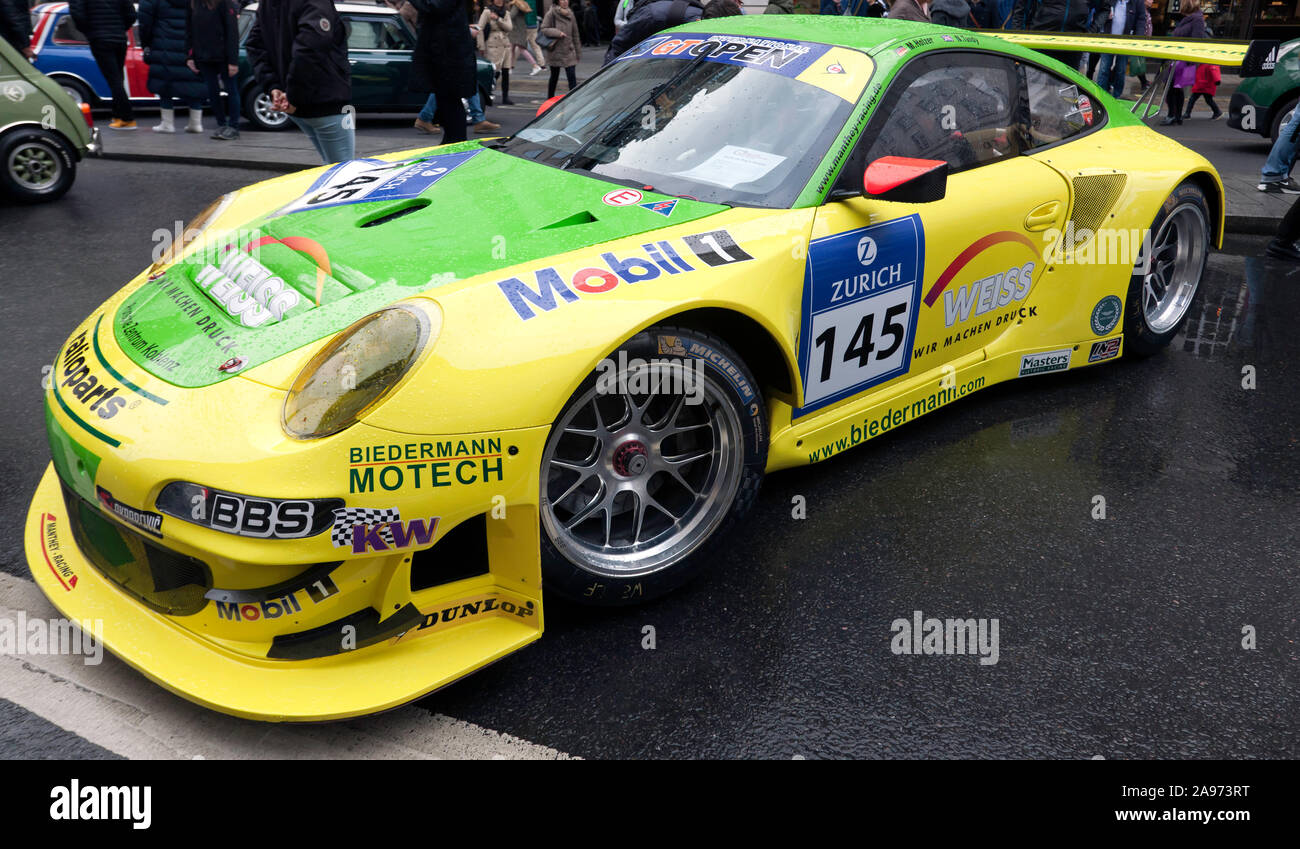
left=1068, top=173, right=1128, bottom=239
left=410, top=513, right=490, bottom=592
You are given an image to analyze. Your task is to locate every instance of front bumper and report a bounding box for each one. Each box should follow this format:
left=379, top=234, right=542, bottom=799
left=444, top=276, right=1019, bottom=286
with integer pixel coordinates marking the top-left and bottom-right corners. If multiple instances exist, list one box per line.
left=25, top=464, right=544, bottom=721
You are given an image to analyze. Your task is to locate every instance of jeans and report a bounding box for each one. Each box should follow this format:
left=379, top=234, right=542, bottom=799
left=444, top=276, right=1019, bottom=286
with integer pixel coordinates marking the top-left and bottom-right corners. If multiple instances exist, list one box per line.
left=89, top=41, right=132, bottom=120
left=418, top=93, right=482, bottom=126
left=1095, top=53, right=1126, bottom=99
left=1262, top=105, right=1300, bottom=183
left=289, top=112, right=355, bottom=163
left=197, top=62, right=240, bottom=128
left=547, top=65, right=576, bottom=99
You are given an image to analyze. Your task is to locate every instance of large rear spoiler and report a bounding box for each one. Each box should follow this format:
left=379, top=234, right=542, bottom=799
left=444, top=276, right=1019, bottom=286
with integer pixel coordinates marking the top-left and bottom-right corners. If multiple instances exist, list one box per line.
left=981, top=32, right=1280, bottom=121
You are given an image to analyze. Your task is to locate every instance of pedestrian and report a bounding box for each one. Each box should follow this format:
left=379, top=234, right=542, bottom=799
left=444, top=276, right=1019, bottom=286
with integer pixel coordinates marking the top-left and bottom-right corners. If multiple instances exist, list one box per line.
left=507, top=0, right=543, bottom=76
left=478, top=0, right=515, bottom=106
left=0, top=0, right=33, bottom=57
left=1161, top=0, right=1206, bottom=126
left=929, top=0, right=971, bottom=27
left=1257, top=102, right=1300, bottom=194
left=1094, top=0, right=1149, bottom=98
left=69, top=0, right=138, bottom=129
left=541, top=0, right=580, bottom=97
left=138, top=0, right=204, bottom=134
left=763, top=0, right=793, bottom=10
left=1266, top=197, right=1300, bottom=260
left=842, top=0, right=888, bottom=15
left=245, top=0, right=354, bottom=163
left=604, top=0, right=700, bottom=64
left=187, top=0, right=242, bottom=139
left=1010, top=0, right=1090, bottom=70
left=887, top=0, right=930, bottom=21
left=968, top=0, right=996, bottom=26
left=408, top=0, right=478, bottom=144
left=1184, top=63, right=1222, bottom=119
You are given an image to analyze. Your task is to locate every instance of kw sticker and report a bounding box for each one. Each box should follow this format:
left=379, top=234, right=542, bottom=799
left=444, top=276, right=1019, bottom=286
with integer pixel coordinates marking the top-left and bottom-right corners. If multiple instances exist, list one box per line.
left=329, top=507, right=439, bottom=555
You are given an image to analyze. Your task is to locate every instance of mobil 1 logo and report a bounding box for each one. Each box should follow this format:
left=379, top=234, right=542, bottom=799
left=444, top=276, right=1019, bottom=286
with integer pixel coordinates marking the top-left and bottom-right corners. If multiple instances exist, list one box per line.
left=796, top=215, right=924, bottom=414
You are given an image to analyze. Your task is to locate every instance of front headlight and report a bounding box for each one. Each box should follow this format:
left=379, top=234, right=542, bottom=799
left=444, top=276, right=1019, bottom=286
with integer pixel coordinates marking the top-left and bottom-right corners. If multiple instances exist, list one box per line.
left=283, top=303, right=437, bottom=440
left=149, top=193, right=235, bottom=275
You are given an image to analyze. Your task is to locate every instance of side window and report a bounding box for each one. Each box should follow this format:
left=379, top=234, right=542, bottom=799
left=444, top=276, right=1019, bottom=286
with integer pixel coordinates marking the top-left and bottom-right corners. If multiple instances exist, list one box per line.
left=382, top=20, right=413, bottom=50
left=860, top=53, right=1026, bottom=175
left=347, top=18, right=387, bottom=50
left=238, top=11, right=254, bottom=43
left=53, top=16, right=88, bottom=44
left=1023, top=64, right=1102, bottom=148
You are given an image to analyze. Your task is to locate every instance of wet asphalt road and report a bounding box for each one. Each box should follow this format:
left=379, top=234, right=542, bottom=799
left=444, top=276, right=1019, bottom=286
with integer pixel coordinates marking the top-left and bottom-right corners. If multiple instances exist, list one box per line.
left=0, top=160, right=1296, bottom=759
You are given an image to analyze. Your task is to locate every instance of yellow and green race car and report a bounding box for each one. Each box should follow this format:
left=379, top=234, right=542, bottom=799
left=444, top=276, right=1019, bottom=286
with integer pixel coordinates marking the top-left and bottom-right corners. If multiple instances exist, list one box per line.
left=23, top=17, right=1275, bottom=721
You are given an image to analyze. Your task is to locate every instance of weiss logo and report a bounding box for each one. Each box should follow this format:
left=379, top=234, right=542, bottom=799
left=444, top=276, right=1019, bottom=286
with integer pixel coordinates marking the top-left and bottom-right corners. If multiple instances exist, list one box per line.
left=195, top=249, right=301, bottom=328
left=943, top=262, right=1034, bottom=327
left=50, top=780, right=151, bottom=829
left=857, top=236, right=877, bottom=265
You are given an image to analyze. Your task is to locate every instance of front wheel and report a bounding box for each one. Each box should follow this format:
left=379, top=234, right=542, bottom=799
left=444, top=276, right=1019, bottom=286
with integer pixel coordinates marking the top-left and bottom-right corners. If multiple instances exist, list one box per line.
left=1123, top=181, right=1210, bottom=356
left=0, top=128, right=76, bottom=203
left=540, top=326, right=768, bottom=606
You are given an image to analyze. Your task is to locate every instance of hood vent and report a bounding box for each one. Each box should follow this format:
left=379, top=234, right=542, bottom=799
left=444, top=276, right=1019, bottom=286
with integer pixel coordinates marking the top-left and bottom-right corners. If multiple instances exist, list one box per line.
left=360, top=199, right=431, bottom=228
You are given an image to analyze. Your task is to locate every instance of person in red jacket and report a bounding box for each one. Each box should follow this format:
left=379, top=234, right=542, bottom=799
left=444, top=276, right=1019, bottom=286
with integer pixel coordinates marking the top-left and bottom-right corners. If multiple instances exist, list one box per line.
left=1184, top=63, right=1222, bottom=120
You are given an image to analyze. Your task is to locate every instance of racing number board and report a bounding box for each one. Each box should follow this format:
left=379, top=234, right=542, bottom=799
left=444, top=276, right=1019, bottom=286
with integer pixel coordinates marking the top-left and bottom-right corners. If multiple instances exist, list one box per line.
left=797, top=215, right=924, bottom=415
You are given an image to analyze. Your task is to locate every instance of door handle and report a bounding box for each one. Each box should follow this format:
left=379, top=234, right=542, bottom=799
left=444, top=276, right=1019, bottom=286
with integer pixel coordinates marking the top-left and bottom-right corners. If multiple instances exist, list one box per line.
left=1024, top=201, right=1061, bottom=232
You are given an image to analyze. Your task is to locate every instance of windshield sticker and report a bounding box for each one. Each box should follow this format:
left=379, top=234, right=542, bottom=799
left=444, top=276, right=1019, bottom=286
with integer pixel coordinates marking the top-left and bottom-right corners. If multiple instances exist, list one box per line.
left=617, top=33, right=830, bottom=79
left=274, top=150, right=480, bottom=216
left=677, top=146, right=786, bottom=189
left=796, top=215, right=925, bottom=415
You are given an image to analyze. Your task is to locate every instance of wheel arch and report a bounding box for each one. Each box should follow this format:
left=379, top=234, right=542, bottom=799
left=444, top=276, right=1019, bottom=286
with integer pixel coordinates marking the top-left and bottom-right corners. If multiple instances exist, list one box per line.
left=656, top=307, right=796, bottom=402
left=1182, top=169, right=1225, bottom=249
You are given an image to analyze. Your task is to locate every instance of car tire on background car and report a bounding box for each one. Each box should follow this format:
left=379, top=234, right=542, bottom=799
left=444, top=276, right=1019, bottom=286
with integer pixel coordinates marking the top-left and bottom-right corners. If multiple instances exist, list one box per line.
left=1270, top=96, right=1298, bottom=142
left=539, top=325, right=768, bottom=606
left=0, top=128, right=76, bottom=204
left=244, top=84, right=291, bottom=131
left=54, top=77, right=94, bottom=109
left=1123, top=181, right=1210, bottom=356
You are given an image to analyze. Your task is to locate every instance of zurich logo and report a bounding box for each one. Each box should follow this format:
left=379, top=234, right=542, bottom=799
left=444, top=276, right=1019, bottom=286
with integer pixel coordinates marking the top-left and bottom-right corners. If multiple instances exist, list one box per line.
left=857, top=236, right=877, bottom=266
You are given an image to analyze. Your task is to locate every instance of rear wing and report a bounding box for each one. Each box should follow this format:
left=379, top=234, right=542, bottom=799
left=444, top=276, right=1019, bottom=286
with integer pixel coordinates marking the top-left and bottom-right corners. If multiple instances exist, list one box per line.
left=981, top=32, right=1279, bottom=121
left=983, top=32, right=1280, bottom=76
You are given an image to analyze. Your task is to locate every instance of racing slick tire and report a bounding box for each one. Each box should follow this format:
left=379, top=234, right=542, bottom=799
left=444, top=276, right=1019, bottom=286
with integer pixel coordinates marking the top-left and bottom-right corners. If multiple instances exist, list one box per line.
left=244, top=84, right=292, bottom=131
left=0, top=127, right=76, bottom=204
left=1123, top=181, right=1210, bottom=357
left=539, top=325, right=768, bottom=606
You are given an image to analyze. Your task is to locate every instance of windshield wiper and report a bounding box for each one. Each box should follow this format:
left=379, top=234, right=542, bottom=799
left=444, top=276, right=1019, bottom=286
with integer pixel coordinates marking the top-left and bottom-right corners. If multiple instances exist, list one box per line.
left=559, top=53, right=710, bottom=173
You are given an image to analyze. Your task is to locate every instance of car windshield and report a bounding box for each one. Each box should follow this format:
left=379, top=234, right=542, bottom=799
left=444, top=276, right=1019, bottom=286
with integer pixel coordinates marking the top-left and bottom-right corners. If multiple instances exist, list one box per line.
left=497, top=34, right=869, bottom=208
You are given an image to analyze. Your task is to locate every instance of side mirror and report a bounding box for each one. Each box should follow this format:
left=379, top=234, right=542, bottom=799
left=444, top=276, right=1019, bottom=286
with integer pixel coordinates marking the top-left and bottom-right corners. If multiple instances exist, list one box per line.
left=537, top=95, right=562, bottom=117
left=864, top=156, right=948, bottom=203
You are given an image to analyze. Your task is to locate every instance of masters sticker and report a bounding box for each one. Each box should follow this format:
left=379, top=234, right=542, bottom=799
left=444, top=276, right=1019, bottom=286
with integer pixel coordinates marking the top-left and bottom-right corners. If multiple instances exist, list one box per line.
left=796, top=215, right=924, bottom=414
left=1019, top=348, right=1072, bottom=377
left=1090, top=295, right=1123, bottom=336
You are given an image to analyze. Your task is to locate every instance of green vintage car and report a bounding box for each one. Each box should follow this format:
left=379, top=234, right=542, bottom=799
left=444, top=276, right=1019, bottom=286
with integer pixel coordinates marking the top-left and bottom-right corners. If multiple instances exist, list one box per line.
left=0, top=37, right=100, bottom=203
left=1229, top=39, right=1300, bottom=141
left=237, top=2, right=497, bottom=131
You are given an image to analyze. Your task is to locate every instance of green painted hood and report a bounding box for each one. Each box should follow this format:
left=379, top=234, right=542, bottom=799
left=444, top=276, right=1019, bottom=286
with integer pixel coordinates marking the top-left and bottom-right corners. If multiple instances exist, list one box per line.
left=112, top=142, right=726, bottom=388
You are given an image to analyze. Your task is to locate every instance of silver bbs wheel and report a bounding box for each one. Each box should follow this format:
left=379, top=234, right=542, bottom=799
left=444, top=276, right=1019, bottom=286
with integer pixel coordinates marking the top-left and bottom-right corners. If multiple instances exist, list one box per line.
left=253, top=91, right=290, bottom=129
left=8, top=141, right=61, bottom=192
left=1141, top=201, right=1208, bottom=334
left=541, top=362, right=745, bottom=578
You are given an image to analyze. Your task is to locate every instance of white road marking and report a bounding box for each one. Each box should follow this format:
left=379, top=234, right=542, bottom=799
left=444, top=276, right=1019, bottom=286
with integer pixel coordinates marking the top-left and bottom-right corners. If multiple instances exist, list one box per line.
left=0, top=572, right=571, bottom=759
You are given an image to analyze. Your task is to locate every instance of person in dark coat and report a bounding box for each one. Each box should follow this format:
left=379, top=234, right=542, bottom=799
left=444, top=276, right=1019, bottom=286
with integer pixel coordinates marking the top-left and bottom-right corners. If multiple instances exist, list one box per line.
left=604, top=0, right=703, bottom=65
left=929, top=0, right=971, bottom=26
left=139, top=0, right=206, bottom=134
left=407, top=0, right=477, bottom=143
left=69, top=0, right=138, bottom=127
left=245, top=0, right=354, bottom=162
left=1093, top=0, right=1150, bottom=98
left=0, top=0, right=33, bottom=57
left=188, top=0, right=242, bottom=139
left=1010, top=0, right=1090, bottom=70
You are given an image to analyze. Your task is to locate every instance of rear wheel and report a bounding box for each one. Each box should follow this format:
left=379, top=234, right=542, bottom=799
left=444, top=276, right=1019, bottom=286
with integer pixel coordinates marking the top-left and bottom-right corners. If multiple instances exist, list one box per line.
left=55, top=78, right=94, bottom=109
left=0, top=128, right=76, bottom=203
left=244, top=85, right=291, bottom=131
left=1123, top=181, right=1210, bottom=356
left=540, top=326, right=767, bottom=605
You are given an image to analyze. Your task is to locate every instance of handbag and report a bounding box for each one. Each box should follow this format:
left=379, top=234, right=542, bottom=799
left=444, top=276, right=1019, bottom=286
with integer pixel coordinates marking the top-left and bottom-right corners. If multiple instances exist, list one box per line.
left=536, top=30, right=557, bottom=49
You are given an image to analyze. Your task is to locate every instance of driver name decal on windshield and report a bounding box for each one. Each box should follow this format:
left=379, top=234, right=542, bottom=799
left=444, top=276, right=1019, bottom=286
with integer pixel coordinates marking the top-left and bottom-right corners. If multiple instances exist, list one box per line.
left=617, top=33, right=830, bottom=79
left=273, top=151, right=481, bottom=216
left=796, top=215, right=925, bottom=415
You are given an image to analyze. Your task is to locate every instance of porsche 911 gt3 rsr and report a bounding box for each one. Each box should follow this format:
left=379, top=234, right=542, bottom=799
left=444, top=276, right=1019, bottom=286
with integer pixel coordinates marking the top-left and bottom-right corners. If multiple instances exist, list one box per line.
left=23, top=17, right=1274, bottom=720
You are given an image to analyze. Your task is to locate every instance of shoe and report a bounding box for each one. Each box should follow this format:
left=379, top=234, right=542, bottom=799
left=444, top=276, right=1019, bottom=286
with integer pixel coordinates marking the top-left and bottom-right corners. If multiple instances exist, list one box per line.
left=1211, top=111, right=1223, bottom=120
left=1182, top=111, right=1193, bottom=120
left=529, top=65, right=542, bottom=76
left=413, top=118, right=441, bottom=134
left=153, top=108, right=175, bottom=133
left=501, top=98, right=515, bottom=106
left=1257, top=177, right=1300, bottom=194
left=472, top=119, right=501, bottom=134
left=186, top=108, right=203, bottom=133
left=1265, top=239, right=1300, bottom=261
left=1160, top=116, right=1182, bottom=125
left=212, top=125, right=239, bottom=140
left=108, top=119, right=137, bottom=130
